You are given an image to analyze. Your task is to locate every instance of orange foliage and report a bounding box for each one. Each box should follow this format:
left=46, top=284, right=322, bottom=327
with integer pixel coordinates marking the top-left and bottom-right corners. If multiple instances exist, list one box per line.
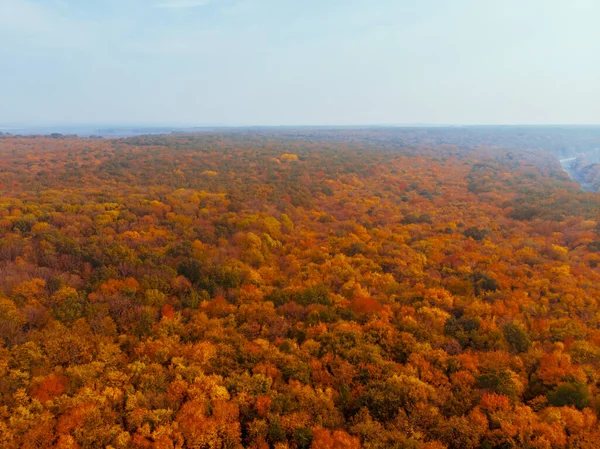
left=311, top=427, right=361, bottom=449
left=30, top=374, right=68, bottom=402
left=2, top=130, right=600, bottom=448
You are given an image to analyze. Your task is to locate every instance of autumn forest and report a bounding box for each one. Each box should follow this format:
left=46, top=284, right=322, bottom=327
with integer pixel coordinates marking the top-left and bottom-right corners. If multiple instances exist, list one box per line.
left=2, top=128, right=600, bottom=449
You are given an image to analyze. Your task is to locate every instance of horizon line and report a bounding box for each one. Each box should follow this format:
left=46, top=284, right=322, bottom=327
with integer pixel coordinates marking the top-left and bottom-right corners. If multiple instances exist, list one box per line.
left=3, top=123, right=600, bottom=130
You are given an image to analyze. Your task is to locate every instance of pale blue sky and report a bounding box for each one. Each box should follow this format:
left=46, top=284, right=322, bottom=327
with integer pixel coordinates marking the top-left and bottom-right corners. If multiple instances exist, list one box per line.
left=1, top=0, right=599, bottom=126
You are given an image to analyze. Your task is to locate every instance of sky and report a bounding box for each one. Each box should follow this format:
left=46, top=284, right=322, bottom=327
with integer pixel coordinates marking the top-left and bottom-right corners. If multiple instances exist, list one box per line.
left=0, top=0, right=599, bottom=126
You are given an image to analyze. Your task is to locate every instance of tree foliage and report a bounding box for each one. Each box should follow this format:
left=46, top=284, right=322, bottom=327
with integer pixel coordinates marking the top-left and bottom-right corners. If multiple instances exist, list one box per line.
left=1, top=129, right=600, bottom=448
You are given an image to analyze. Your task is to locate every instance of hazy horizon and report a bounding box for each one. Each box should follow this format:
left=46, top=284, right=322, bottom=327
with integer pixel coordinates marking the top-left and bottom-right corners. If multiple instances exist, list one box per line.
left=3, top=122, right=600, bottom=128
left=1, top=0, right=599, bottom=126
left=3, top=122, right=600, bottom=131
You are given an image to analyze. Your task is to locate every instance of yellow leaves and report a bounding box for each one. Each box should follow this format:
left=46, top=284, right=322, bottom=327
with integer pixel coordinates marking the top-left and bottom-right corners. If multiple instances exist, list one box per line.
left=0, top=297, right=24, bottom=326
left=50, top=287, right=78, bottom=306
left=550, top=264, right=571, bottom=278
left=482, top=240, right=499, bottom=252
left=189, top=341, right=217, bottom=367
left=247, top=268, right=266, bottom=285
left=12, top=278, right=46, bottom=301
left=551, top=244, right=569, bottom=257
left=280, top=153, right=299, bottom=162
left=516, top=246, right=539, bottom=264
left=201, top=170, right=218, bottom=176
left=112, top=431, right=132, bottom=449
left=361, top=272, right=397, bottom=297
left=31, top=222, right=51, bottom=234
left=237, top=214, right=259, bottom=230
left=101, top=203, right=122, bottom=211
left=63, top=363, right=104, bottom=395
left=281, top=213, right=294, bottom=232
left=186, top=374, right=231, bottom=402
left=417, top=306, right=451, bottom=332
left=391, top=373, right=437, bottom=406
left=463, top=301, right=493, bottom=320
left=102, top=386, right=123, bottom=405
left=96, top=209, right=120, bottom=223
left=285, top=381, right=340, bottom=427
left=106, top=370, right=130, bottom=387
left=568, top=339, right=600, bottom=365
left=144, top=289, right=166, bottom=307
left=245, top=232, right=263, bottom=249
left=212, top=385, right=231, bottom=401
left=423, top=288, right=454, bottom=309
left=262, top=233, right=282, bottom=249
left=338, top=278, right=358, bottom=300
left=263, top=216, right=281, bottom=238
left=499, top=404, right=568, bottom=448
left=301, top=339, right=322, bottom=357
left=148, top=199, right=169, bottom=214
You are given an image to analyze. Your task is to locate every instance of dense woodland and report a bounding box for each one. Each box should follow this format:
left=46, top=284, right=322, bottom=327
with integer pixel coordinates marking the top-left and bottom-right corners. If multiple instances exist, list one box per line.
left=566, top=157, right=600, bottom=193
left=2, top=130, right=600, bottom=448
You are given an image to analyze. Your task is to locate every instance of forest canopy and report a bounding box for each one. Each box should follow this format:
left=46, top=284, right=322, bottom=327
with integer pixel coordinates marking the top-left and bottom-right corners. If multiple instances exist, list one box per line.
left=1, top=129, right=600, bottom=448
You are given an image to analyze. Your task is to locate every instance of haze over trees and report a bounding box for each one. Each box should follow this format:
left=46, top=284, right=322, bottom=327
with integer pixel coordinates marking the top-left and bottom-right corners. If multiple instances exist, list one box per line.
left=1, top=128, right=600, bottom=448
